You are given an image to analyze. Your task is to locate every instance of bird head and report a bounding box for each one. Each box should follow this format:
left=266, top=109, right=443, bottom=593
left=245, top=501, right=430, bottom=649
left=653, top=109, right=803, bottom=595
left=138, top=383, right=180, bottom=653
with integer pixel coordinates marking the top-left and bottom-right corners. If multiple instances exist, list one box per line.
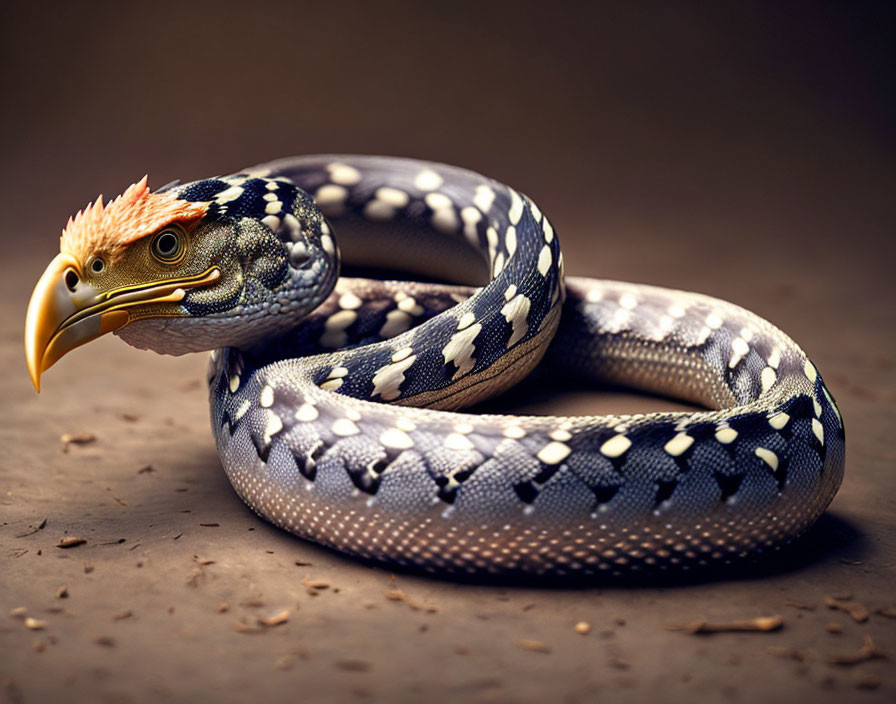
left=25, top=174, right=338, bottom=391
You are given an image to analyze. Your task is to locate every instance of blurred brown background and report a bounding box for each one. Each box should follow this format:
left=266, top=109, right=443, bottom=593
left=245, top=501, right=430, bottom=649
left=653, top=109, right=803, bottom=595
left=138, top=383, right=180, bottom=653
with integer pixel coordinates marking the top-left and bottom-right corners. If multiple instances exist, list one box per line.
left=1, top=2, right=894, bottom=703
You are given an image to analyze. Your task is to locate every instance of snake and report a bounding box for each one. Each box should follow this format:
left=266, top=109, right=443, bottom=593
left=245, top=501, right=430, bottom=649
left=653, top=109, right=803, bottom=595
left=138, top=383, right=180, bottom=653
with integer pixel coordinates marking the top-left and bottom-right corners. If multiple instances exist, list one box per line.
left=25, top=155, right=845, bottom=576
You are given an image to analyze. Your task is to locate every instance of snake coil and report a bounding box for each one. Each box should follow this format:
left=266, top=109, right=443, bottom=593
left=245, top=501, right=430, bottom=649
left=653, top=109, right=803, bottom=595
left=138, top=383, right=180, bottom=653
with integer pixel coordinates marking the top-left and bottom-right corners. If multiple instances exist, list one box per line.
left=187, top=155, right=846, bottom=577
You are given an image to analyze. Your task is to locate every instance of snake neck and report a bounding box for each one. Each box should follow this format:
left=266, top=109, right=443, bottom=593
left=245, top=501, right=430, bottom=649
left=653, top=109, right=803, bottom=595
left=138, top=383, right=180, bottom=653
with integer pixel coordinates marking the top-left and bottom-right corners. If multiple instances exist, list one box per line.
left=115, top=176, right=340, bottom=356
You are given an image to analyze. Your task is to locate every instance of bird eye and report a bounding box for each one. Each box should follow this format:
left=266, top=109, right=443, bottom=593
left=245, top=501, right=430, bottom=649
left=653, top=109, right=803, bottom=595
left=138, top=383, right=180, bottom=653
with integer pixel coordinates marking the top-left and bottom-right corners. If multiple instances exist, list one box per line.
left=151, top=228, right=185, bottom=264
left=90, top=258, right=105, bottom=275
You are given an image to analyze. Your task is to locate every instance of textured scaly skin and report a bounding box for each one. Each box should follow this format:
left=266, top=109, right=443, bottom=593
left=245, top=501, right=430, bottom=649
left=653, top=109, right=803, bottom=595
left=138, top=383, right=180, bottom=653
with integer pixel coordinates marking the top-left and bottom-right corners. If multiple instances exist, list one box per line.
left=150, top=155, right=846, bottom=577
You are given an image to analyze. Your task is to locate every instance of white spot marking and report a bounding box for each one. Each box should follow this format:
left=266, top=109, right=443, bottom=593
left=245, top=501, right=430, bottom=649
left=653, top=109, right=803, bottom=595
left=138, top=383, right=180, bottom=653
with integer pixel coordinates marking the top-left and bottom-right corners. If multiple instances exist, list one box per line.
left=380, top=428, right=414, bottom=450
left=233, top=399, right=250, bottom=421
left=667, top=304, right=686, bottom=318
left=508, top=189, right=524, bottom=225
left=371, top=353, right=417, bottom=401
left=755, top=447, right=779, bottom=471
left=503, top=426, right=526, bottom=439
left=804, top=360, right=818, bottom=383
left=460, top=206, right=482, bottom=245
left=442, top=323, right=482, bottom=378
left=327, top=162, right=362, bottom=185
left=362, top=200, right=396, bottom=221
left=527, top=198, right=542, bottom=222
left=320, top=309, right=357, bottom=348
left=619, top=294, right=638, bottom=310
left=664, top=433, right=694, bottom=457
left=264, top=200, right=282, bottom=215
left=811, top=418, right=825, bottom=445
left=492, top=252, right=506, bottom=277
left=695, top=326, right=712, bottom=346
left=363, top=186, right=410, bottom=221
left=376, top=187, right=409, bottom=206
left=314, top=185, right=348, bottom=215
left=431, top=206, right=458, bottom=233
left=295, top=404, right=319, bottom=422
left=263, top=413, right=283, bottom=444
left=391, top=347, right=413, bottom=362
left=822, top=386, right=842, bottom=427
left=332, top=418, right=360, bottom=436
left=380, top=310, right=413, bottom=338
left=444, top=433, right=474, bottom=451
left=396, top=417, right=416, bottom=432
left=485, top=226, right=498, bottom=254
left=705, top=313, right=723, bottom=329
left=505, top=225, right=517, bottom=259
left=768, top=412, right=790, bottom=430
left=397, top=296, right=424, bottom=316
left=423, top=193, right=454, bottom=210
left=338, top=293, right=362, bottom=310
left=760, top=366, right=777, bottom=393
left=473, top=184, right=495, bottom=212
left=229, top=375, right=240, bottom=393
left=600, top=434, right=631, bottom=458
left=214, top=186, right=244, bottom=203
left=613, top=308, right=631, bottom=326
left=550, top=429, right=572, bottom=442
left=715, top=426, right=738, bottom=444
left=537, top=245, right=552, bottom=276
left=259, top=385, right=274, bottom=408
left=282, top=213, right=301, bottom=236
left=414, top=169, right=443, bottom=191
left=537, top=441, right=571, bottom=465
left=261, top=215, right=281, bottom=232
left=501, top=293, right=531, bottom=347
left=729, top=337, right=750, bottom=368
left=457, top=312, right=476, bottom=330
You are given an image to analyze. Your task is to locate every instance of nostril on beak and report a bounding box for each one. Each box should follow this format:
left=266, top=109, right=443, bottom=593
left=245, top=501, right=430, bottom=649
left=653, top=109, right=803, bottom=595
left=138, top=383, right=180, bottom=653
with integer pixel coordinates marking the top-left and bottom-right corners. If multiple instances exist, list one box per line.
left=64, top=269, right=79, bottom=292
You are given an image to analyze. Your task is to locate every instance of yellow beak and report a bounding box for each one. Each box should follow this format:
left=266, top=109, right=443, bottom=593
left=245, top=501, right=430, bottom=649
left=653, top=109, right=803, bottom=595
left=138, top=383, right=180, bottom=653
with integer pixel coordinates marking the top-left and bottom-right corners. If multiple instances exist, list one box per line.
left=24, top=254, right=219, bottom=392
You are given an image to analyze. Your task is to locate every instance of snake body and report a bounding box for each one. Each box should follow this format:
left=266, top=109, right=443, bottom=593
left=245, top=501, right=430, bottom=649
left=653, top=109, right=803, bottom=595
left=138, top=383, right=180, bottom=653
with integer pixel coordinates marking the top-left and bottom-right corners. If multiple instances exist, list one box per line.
left=154, top=155, right=843, bottom=576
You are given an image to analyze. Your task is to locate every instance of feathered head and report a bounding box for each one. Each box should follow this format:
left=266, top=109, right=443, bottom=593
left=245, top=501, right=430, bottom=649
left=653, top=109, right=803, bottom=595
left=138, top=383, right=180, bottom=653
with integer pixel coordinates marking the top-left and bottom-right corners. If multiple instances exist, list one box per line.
left=59, top=176, right=209, bottom=263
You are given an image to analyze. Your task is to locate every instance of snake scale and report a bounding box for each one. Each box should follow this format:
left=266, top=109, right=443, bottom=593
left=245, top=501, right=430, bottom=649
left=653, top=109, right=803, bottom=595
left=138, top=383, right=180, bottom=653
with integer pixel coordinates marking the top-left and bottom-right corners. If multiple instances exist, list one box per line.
left=26, top=155, right=845, bottom=576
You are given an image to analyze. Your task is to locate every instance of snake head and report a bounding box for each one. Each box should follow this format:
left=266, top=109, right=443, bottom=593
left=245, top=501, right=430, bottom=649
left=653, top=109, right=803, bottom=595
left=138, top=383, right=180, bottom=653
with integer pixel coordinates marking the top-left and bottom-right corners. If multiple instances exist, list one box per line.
left=25, top=174, right=338, bottom=391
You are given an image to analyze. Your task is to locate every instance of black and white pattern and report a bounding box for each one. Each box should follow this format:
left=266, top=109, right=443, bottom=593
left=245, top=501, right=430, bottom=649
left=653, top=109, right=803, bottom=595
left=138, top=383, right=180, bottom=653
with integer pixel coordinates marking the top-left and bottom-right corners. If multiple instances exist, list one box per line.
left=177, top=155, right=843, bottom=577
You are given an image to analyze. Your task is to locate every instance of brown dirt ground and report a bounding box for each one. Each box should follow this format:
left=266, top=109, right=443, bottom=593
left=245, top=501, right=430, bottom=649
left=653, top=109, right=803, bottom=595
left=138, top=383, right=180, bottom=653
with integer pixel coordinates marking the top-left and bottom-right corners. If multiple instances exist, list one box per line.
left=1, top=3, right=894, bottom=703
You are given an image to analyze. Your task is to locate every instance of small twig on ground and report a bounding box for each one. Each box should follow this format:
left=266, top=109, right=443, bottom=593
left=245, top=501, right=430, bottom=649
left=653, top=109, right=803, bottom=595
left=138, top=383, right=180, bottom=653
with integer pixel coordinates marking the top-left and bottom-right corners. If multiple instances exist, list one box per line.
left=828, top=636, right=887, bottom=666
left=667, top=615, right=783, bottom=634
left=824, top=596, right=870, bottom=623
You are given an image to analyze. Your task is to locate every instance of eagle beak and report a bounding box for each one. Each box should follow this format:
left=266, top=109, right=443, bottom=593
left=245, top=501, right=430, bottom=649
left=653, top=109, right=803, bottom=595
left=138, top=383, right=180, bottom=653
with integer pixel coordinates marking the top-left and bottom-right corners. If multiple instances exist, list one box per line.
left=24, top=253, right=219, bottom=392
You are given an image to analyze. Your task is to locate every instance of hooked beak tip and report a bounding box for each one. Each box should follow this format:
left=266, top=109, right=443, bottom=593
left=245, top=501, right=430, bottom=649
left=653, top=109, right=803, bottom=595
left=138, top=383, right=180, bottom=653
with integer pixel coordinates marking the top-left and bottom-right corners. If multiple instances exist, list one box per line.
left=24, top=253, right=79, bottom=394
left=25, top=252, right=220, bottom=391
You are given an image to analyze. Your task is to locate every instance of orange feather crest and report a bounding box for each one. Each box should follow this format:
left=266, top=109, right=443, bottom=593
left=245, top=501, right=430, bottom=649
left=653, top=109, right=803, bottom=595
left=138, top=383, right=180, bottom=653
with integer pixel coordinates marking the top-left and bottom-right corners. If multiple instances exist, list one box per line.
left=60, top=176, right=209, bottom=263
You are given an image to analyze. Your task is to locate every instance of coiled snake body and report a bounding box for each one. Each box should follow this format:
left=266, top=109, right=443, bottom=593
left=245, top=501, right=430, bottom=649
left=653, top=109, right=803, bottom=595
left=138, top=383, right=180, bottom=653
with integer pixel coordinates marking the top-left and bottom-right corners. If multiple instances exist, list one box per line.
left=32, top=155, right=846, bottom=576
